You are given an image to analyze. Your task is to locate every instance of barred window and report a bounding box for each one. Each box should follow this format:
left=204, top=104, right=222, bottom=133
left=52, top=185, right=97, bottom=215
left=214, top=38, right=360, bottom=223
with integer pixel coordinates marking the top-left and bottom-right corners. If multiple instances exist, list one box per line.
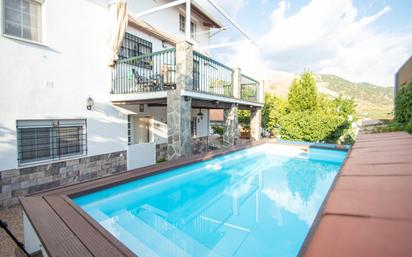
left=4, top=0, right=43, bottom=42
left=17, top=120, right=87, bottom=165
left=119, top=32, right=152, bottom=59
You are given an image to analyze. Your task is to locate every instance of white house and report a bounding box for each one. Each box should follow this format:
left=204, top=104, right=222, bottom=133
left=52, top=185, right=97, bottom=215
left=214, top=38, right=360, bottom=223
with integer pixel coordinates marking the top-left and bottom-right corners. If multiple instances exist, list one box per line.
left=0, top=0, right=263, bottom=208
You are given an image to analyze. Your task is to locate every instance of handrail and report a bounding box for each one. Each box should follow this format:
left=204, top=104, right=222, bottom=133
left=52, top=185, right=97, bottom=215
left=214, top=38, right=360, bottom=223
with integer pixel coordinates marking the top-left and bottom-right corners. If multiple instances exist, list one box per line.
left=111, top=49, right=176, bottom=94
left=240, top=74, right=259, bottom=102
left=193, top=51, right=234, bottom=97
left=117, top=48, right=176, bottom=63
left=193, top=51, right=234, bottom=71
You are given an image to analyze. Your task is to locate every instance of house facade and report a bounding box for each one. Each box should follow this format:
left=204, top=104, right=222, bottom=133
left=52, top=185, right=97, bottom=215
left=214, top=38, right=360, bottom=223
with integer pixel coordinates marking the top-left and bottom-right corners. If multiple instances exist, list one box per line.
left=395, top=55, right=412, bottom=98
left=0, top=0, right=263, bottom=208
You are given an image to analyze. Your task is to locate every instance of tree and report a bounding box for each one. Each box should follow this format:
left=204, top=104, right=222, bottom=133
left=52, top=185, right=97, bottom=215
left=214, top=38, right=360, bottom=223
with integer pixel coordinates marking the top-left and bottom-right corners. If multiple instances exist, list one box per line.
left=287, top=71, right=318, bottom=112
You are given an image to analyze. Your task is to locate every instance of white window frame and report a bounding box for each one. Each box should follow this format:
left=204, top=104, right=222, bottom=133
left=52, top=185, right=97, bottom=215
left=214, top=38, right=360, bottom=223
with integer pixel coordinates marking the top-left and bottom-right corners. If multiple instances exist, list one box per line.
left=2, top=0, right=46, bottom=45
left=179, top=13, right=197, bottom=40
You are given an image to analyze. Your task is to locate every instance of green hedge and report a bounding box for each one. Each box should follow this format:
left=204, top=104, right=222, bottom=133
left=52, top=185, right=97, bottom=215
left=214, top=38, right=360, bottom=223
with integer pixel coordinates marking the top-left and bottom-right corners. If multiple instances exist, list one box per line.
left=395, top=82, right=412, bottom=124
left=278, top=111, right=347, bottom=143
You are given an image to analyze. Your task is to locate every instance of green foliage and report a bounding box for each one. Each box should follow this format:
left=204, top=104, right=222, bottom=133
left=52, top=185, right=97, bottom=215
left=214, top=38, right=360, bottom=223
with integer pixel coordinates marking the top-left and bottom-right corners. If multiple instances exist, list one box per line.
left=287, top=72, right=318, bottom=112
left=262, top=93, right=287, bottom=133
left=395, top=82, right=412, bottom=123
left=262, top=72, right=357, bottom=143
left=278, top=111, right=346, bottom=142
left=238, top=110, right=250, bottom=125
left=211, top=124, right=224, bottom=135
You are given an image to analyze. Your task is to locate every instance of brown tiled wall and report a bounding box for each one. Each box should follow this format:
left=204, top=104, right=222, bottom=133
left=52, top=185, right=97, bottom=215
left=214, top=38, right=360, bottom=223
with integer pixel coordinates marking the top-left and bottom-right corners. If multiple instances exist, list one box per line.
left=0, top=151, right=127, bottom=209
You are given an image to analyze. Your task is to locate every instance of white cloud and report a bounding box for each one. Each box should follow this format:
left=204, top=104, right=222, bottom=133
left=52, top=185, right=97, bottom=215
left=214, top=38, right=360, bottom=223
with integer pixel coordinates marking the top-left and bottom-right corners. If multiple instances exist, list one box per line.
left=224, top=0, right=412, bottom=86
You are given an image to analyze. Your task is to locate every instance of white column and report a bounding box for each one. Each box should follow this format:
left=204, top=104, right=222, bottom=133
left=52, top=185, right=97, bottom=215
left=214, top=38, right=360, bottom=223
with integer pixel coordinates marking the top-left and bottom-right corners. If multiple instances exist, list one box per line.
left=233, top=68, right=241, bottom=99
left=185, top=0, right=191, bottom=42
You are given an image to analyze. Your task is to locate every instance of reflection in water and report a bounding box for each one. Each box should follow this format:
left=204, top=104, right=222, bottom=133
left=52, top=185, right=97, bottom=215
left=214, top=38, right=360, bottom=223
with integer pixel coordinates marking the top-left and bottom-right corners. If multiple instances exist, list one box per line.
left=75, top=145, right=346, bottom=257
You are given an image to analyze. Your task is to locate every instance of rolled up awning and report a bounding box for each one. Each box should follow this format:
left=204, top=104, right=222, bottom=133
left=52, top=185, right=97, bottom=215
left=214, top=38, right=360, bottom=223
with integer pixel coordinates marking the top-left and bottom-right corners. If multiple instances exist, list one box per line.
left=108, top=0, right=128, bottom=67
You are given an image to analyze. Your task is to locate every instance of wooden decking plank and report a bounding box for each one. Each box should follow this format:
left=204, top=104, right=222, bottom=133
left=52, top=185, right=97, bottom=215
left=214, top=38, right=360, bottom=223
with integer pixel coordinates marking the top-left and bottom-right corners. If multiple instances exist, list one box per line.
left=44, top=196, right=136, bottom=257
left=20, top=197, right=93, bottom=257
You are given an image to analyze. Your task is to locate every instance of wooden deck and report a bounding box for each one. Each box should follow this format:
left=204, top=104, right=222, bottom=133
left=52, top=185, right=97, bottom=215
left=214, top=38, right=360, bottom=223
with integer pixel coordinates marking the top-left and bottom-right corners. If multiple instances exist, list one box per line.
left=301, top=132, right=412, bottom=257
left=20, top=141, right=267, bottom=257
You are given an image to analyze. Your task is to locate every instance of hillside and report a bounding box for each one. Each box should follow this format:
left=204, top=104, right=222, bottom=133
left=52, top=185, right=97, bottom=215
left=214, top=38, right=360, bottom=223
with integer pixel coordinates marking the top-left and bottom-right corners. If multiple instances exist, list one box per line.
left=264, top=72, right=394, bottom=119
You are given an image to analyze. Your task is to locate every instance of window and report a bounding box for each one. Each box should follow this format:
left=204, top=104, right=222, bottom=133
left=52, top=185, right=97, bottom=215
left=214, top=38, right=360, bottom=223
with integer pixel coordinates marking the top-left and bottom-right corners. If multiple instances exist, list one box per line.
left=193, top=60, right=200, bottom=90
left=119, top=32, right=152, bottom=59
left=179, top=14, right=196, bottom=39
left=119, top=32, right=153, bottom=69
left=17, top=120, right=87, bottom=165
left=4, top=0, right=42, bottom=42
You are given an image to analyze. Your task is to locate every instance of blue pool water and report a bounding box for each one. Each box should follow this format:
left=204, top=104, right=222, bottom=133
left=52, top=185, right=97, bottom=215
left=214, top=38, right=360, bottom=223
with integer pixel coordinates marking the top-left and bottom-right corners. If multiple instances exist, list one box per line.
left=74, top=144, right=347, bottom=257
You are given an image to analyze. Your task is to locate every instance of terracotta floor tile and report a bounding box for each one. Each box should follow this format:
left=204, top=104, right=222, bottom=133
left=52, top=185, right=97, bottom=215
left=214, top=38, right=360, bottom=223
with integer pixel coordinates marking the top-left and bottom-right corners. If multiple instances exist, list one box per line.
left=341, top=163, right=412, bottom=176
left=324, top=190, right=412, bottom=220
left=303, top=216, right=412, bottom=257
left=346, top=154, right=412, bottom=165
left=335, top=176, right=412, bottom=192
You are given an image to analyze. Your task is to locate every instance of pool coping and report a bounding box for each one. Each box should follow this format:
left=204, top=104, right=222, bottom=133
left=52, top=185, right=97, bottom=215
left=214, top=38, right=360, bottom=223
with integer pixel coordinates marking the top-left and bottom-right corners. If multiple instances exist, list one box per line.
left=20, top=139, right=348, bottom=257
left=299, top=131, right=412, bottom=257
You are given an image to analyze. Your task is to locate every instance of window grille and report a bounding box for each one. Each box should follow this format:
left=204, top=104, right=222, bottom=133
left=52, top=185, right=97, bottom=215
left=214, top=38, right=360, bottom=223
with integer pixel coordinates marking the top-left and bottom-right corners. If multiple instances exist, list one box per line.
left=17, top=119, right=87, bottom=165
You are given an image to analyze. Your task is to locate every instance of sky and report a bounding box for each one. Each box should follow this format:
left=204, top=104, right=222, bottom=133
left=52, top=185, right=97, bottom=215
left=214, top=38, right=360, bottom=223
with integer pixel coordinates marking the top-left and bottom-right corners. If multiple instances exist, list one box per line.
left=199, top=0, right=412, bottom=87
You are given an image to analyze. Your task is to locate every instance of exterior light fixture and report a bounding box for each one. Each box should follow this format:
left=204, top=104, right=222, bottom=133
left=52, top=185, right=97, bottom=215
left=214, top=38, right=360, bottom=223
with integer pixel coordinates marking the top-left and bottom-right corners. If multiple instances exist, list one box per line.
left=86, top=96, right=94, bottom=110
left=197, top=108, right=204, bottom=120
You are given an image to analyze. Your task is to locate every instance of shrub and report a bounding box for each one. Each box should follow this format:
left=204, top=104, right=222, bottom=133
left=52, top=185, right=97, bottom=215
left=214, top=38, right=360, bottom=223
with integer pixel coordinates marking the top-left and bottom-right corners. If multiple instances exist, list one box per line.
left=395, top=82, right=412, bottom=123
left=287, top=71, right=318, bottom=112
left=278, top=111, right=346, bottom=143
left=211, top=125, right=224, bottom=135
left=262, top=93, right=287, bottom=132
left=238, top=110, right=250, bottom=125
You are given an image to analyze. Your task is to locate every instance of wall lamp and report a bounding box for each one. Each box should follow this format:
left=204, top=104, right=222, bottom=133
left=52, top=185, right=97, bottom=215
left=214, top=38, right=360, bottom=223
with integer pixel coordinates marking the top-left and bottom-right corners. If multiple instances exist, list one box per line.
left=86, top=96, right=94, bottom=110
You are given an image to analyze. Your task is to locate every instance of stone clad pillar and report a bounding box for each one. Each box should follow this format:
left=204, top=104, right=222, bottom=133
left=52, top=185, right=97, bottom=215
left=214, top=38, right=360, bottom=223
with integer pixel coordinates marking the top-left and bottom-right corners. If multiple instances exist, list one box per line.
left=223, top=104, right=239, bottom=147
left=167, top=41, right=193, bottom=160
left=250, top=108, right=262, bottom=141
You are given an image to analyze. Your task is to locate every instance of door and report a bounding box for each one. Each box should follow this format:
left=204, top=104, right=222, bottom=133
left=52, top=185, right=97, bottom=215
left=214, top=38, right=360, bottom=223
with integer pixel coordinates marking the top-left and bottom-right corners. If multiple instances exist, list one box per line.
left=131, top=115, right=153, bottom=144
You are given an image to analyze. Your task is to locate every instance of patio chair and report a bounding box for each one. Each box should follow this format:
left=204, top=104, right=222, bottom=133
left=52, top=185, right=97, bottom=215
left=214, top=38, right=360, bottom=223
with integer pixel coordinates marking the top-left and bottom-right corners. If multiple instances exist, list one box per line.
left=131, top=68, right=163, bottom=92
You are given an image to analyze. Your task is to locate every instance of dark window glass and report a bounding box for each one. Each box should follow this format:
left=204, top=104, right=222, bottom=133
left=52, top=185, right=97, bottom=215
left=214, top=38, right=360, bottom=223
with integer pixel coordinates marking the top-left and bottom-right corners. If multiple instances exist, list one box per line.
left=17, top=120, right=87, bottom=164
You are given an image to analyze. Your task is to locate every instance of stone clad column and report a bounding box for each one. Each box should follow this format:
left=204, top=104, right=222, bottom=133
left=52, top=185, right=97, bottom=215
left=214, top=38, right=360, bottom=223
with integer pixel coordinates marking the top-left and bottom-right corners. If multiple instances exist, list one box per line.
left=250, top=108, right=261, bottom=141
left=167, top=41, right=193, bottom=160
left=223, top=104, right=239, bottom=147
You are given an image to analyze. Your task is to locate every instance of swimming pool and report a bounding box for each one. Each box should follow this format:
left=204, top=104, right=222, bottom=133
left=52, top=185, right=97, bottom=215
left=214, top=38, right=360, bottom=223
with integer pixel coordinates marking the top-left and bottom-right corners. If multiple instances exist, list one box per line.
left=74, top=144, right=347, bottom=257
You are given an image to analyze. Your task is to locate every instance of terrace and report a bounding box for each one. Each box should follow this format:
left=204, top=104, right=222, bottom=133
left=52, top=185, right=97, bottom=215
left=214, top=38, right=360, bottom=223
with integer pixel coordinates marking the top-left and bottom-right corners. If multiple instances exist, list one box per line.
left=110, top=48, right=262, bottom=103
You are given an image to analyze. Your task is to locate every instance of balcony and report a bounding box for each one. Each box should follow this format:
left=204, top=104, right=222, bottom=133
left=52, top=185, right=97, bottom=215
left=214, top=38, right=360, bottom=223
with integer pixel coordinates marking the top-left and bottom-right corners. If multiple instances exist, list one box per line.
left=111, top=48, right=262, bottom=103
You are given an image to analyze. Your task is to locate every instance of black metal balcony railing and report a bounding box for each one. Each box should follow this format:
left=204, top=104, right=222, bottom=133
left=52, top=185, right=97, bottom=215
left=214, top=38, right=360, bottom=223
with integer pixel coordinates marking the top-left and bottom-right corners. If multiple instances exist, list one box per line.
left=111, top=48, right=176, bottom=94
left=111, top=48, right=261, bottom=102
left=193, top=51, right=233, bottom=97
left=240, top=74, right=259, bottom=102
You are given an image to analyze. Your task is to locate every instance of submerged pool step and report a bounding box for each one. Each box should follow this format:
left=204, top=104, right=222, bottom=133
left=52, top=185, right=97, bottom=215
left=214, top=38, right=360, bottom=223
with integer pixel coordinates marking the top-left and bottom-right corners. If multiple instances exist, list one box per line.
left=90, top=209, right=162, bottom=257
left=128, top=208, right=223, bottom=257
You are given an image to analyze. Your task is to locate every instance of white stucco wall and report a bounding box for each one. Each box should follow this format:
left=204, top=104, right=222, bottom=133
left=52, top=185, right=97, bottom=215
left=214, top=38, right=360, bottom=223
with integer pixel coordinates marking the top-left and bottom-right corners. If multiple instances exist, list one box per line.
left=0, top=0, right=215, bottom=171
left=0, top=0, right=129, bottom=171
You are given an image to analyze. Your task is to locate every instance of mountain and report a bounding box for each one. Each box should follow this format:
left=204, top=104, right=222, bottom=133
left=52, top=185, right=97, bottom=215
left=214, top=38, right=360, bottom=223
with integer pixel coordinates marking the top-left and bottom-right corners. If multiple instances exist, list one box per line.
left=263, top=72, right=394, bottom=119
